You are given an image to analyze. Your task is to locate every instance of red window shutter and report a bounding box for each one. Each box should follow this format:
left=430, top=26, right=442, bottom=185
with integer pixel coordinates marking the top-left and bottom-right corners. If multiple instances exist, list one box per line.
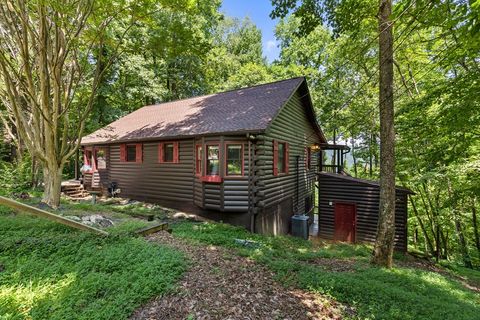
left=120, top=144, right=126, bottom=162
left=173, top=142, right=179, bottom=163
left=135, top=143, right=143, bottom=163
left=158, top=143, right=164, bottom=163
left=92, top=149, right=97, bottom=171
left=273, top=140, right=278, bottom=176
left=285, top=142, right=290, bottom=174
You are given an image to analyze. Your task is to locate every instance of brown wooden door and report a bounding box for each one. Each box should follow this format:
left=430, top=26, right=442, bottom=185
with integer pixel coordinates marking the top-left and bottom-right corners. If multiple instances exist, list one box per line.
left=334, top=203, right=356, bottom=242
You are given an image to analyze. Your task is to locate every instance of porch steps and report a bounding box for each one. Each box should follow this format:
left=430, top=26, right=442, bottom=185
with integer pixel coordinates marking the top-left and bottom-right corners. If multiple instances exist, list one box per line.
left=61, top=180, right=89, bottom=199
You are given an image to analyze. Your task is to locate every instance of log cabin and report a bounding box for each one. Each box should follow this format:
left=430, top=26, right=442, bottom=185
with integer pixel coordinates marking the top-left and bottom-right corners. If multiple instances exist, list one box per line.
left=80, top=77, right=410, bottom=250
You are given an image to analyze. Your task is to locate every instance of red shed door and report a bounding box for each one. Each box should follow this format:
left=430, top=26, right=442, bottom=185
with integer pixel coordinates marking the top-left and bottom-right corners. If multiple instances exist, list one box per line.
left=334, top=203, right=356, bottom=243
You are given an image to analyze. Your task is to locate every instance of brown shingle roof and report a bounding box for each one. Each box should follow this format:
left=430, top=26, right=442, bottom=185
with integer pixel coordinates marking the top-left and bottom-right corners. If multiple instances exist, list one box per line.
left=81, top=77, right=312, bottom=145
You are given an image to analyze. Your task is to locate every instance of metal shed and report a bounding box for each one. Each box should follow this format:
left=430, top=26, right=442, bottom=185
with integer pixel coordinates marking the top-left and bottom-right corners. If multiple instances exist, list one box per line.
left=316, top=172, right=413, bottom=251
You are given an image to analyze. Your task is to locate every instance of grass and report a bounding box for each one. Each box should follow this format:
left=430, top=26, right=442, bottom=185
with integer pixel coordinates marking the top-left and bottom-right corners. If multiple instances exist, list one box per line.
left=171, top=221, right=480, bottom=320
left=2, top=195, right=479, bottom=320
left=0, top=205, right=187, bottom=320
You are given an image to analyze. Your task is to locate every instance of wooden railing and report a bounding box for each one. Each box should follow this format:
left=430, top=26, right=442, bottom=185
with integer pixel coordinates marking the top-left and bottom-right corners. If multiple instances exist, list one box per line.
left=320, top=164, right=342, bottom=174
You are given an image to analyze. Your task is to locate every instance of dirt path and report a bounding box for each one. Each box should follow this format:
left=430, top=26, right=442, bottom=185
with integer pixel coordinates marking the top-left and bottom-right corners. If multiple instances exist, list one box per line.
left=130, top=231, right=344, bottom=320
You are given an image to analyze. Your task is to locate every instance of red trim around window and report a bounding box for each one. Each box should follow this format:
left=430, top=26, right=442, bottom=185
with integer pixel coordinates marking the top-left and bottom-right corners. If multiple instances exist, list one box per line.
left=200, top=175, right=222, bottom=183
left=201, top=143, right=221, bottom=183
left=159, top=141, right=179, bottom=163
left=120, top=143, right=142, bottom=163
left=224, top=142, right=244, bottom=177
left=120, top=144, right=126, bottom=161
left=273, top=140, right=278, bottom=176
left=195, top=144, right=202, bottom=175
left=285, top=142, right=290, bottom=174
left=273, top=140, right=289, bottom=175
left=135, top=143, right=143, bottom=163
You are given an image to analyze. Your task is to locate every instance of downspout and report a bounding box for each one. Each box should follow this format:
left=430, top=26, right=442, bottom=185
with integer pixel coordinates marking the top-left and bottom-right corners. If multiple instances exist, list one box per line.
left=295, top=155, right=300, bottom=214
left=247, top=134, right=258, bottom=232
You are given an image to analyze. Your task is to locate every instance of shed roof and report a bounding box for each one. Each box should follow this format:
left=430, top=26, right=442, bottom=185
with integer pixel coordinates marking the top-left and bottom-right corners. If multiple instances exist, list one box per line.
left=318, top=172, right=414, bottom=194
left=81, top=77, right=324, bottom=145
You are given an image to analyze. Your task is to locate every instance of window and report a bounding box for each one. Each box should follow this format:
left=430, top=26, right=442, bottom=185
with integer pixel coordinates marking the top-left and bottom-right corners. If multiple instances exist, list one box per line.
left=226, top=144, right=243, bottom=176
left=159, top=142, right=179, bottom=163
left=273, top=140, right=289, bottom=176
left=126, top=145, right=137, bottom=162
left=206, top=145, right=219, bottom=175
left=278, top=143, right=285, bottom=173
left=95, top=149, right=107, bottom=169
left=196, top=145, right=203, bottom=175
left=120, top=143, right=142, bottom=163
left=164, top=143, right=174, bottom=162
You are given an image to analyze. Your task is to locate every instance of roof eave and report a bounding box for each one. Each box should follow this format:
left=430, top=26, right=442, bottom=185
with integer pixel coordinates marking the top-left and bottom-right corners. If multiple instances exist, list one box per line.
left=80, top=128, right=266, bottom=146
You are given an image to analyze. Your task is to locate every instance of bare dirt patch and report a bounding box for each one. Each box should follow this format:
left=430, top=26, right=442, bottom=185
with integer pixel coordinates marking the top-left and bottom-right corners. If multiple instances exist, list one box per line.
left=130, top=231, right=345, bottom=320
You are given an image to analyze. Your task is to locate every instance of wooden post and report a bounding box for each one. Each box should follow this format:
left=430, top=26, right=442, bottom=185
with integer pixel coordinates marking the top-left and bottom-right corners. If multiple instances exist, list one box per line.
left=75, top=149, right=79, bottom=180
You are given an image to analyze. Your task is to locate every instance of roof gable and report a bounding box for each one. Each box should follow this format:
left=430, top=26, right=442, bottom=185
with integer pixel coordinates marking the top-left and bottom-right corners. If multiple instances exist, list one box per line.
left=81, top=77, right=319, bottom=145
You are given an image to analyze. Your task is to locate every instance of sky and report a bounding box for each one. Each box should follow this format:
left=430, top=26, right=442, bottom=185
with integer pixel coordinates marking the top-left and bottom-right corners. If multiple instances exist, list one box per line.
left=220, top=0, right=280, bottom=63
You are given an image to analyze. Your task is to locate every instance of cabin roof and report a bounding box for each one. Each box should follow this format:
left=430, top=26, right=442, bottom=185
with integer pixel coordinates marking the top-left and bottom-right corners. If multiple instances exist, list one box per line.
left=81, top=77, right=325, bottom=145
left=318, top=172, right=415, bottom=194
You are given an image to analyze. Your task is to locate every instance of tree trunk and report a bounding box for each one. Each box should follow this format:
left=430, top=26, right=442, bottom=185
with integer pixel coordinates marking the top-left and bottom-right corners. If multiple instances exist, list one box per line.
left=369, top=132, right=374, bottom=177
left=41, top=163, right=64, bottom=209
left=372, top=0, right=396, bottom=268
left=410, top=196, right=435, bottom=255
left=471, top=197, right=480, bottom=256
left=351, top=135, right=358, bottom=177
left=447, top=180, right=472, bottom=268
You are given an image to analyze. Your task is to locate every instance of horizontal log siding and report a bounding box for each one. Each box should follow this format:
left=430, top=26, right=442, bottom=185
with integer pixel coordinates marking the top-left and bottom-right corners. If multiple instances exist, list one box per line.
left=193, top=135, right=250, bottom=212
left=108, top=139, right=195, bottom=203
left=318, top=174, right=408, bottom=251
left=258, top=91, right=321, bottom=214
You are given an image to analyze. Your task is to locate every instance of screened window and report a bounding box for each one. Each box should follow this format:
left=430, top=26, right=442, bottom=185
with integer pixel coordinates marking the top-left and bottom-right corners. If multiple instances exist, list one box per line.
left=206, top=145, right=219, bottom=175
left=278, top=142, right=286, bottom=173
left=126, top=145, right=137, bottom=162
left=226, top=144, right=242, bottom=176
left=196, top=145, right=203, bottom=175
left=164, top=143, right=174, bottom=162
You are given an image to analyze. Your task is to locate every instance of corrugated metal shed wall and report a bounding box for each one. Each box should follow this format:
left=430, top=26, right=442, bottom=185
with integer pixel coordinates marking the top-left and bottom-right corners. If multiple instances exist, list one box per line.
left=318, top=173, right=408, bottom=251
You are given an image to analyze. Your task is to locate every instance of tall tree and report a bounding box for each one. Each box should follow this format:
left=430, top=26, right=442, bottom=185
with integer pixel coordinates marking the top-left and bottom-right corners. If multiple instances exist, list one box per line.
left=372, top=0, right=396, bottom=267
left=271, top=0, right=398, bottom=266
left=0, top=0, right=181, bottom=207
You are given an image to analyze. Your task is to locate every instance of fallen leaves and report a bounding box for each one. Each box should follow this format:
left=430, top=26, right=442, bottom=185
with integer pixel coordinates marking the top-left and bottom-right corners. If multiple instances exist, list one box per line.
left=130, top=231, right=344, bottom=320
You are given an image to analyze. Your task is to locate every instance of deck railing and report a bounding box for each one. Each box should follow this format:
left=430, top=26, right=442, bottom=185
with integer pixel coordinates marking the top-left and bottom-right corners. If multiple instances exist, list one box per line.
left=319, top=164, right=342, bottom=174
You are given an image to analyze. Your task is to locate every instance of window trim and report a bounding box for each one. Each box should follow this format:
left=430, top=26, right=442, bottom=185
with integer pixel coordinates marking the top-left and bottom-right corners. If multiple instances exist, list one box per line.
left=205, top=144, right=221, bottom=177
left=120, top=143, right=143, bottom=163
left=273, top=140, right=289, bottom=176
left=125, top=144, right=138, bottom=163
left=224, top=143, right=244, bottom=177
left=93, top=147, right=107, bottom=170
left=195, top=144, right=203, bottom=176
left=158, top=141, right=179, bottom=164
